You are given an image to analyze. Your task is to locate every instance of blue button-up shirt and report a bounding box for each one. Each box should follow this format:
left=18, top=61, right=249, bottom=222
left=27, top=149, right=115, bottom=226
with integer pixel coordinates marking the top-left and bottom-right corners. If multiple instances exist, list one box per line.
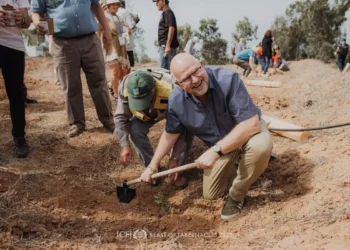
left=31, top=0, right=99, bottom=38
left=166, top=67, right=261, bottom=147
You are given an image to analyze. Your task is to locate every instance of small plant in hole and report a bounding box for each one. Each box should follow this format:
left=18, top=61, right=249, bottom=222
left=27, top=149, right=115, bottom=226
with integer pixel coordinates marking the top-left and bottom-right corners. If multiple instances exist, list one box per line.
left=154, top=192, right=170, bottom=216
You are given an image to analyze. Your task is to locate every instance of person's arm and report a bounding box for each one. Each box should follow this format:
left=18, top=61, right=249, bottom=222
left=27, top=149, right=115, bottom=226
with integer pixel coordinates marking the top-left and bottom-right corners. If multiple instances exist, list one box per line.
left=249, top=56, right=258, bottom=73
left=124, top=10, right=136, bottom=33
left=196, top=115, right=260, bottom=169
left=196, top=73, right=261, bottom=169
left=140, top=131, right=180, bottom=182
left=114, top=78, right=133, bottom=148
left=165, top=27, right=175, bottom=54
left=151, top=131, right=180, bottom=167
left=91, top=3, right=111, bottom=47
left=31, top=0, right=46, bottom=34
left=140, top=99, right=185, bottom=182
left=165, top=10, right=176, bottom=55
left=13, top=8, right=32, bottom=29
left=114, top=78, right=135, bottom=165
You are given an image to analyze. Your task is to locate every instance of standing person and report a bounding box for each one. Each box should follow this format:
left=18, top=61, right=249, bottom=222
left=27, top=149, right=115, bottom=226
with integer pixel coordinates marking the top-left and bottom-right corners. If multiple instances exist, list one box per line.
left=118, top=0, right=138, bottom=72
left=140, top=54, right=273, bottom=220
left=99, top=0, right=130, bottom=101
left=336, top=38, right=349, bottom=72
left=31, top=0, right=115, bottom=138
left=184, top=36, right=199, bottom=57
left=0, top=2, right=32, bottom=158
left=235, top=38, right=245, bottom=55
left=262, top=30, right=273, bottom=76
left=342, top=49, right=350, bottom=74
left=153, top=0, right=179, bottom=70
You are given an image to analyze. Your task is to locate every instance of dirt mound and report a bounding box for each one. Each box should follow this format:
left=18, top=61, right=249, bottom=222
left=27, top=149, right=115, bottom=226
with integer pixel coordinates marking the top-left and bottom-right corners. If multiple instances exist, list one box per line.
left=0, top=58, right=349, bottom=249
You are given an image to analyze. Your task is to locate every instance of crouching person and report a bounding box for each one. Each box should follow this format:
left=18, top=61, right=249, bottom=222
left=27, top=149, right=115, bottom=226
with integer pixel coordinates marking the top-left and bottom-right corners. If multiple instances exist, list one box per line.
left=115, top=68, right=193, bottom=188
left=141, top=54, right=273, bottom=220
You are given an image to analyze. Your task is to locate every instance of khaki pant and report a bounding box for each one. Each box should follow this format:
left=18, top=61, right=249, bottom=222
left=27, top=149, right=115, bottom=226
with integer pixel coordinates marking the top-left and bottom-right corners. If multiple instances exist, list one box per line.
left=203, top=121, right=273, bottom=203
left=52, top=34, right=113, bottom=129
left=232, top=56, right=251, bottom=77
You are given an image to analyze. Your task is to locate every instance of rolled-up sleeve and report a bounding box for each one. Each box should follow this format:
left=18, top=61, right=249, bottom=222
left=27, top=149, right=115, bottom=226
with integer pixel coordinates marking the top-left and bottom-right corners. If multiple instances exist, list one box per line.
left=227, top=73, right=261, bottom=123
left=31, top=0, right=46, bottom=14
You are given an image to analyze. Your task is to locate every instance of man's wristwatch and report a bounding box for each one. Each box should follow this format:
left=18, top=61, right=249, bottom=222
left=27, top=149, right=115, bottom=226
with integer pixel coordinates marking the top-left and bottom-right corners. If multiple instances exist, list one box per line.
left=212, top=144, right=223, bottom=156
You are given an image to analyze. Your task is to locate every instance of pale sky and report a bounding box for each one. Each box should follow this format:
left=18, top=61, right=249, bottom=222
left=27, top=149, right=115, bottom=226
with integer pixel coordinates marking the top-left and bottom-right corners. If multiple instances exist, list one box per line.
left=127, top=0, right=350, bottom=60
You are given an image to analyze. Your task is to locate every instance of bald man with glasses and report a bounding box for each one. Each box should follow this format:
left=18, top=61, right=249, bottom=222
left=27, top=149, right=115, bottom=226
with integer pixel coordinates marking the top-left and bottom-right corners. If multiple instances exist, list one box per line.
left=141, top=53, right=273, bottom=220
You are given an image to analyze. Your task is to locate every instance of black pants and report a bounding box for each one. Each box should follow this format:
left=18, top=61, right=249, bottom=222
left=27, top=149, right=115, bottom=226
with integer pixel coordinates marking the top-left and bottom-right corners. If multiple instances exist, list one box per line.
left=0, top=45, right=26, bottom=138
left=127, top=51, right=135, bottom=67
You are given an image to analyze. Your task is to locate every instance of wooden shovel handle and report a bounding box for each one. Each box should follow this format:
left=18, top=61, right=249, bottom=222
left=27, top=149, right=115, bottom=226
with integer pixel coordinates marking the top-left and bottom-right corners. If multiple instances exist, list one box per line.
left=126, top=162, right=197, bottom=186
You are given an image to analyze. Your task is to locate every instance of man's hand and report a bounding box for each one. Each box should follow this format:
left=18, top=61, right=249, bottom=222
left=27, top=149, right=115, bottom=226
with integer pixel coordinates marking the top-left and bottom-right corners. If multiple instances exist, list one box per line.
left=120, top=146, right=133, bottom=165
left=0, top=10, right=8, bottom=27
left=195, top=149, right=220, bottom=169
left=103, top=31, right=112, bottom=48
left=32, top=18, right=46, bottom=35
left=140, top=166, right=157, bottom=184
left=12, top=9, right=24, bottom=26
left=165, top=45, right=171, bottom=56
left=168, top=159, right=179, bottom=181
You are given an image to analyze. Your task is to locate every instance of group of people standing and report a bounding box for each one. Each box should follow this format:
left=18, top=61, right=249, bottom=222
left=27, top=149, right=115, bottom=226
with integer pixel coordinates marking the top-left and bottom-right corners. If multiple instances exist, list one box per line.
left=232, top=30, right=289, bottom=77
left=0, top=0, right=139, bottom=156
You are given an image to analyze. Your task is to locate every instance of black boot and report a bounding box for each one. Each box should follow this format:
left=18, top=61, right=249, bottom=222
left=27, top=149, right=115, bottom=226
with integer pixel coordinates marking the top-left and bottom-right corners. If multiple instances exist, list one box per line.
left=14, top=137, right=29, bottom=158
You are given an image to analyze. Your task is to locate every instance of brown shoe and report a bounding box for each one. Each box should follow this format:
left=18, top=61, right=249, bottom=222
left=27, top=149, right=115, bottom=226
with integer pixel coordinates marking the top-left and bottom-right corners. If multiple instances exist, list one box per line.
left=68, top=125, right=84, bottom=138
left=104, top=123, right=115, bottom=133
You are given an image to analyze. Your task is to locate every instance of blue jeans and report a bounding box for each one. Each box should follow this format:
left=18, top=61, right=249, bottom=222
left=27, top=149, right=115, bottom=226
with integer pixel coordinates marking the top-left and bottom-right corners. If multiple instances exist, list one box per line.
left=338, top=57, right=346, bottom=72
left=262, top=56, right=270, bottom=74
left=159, top=46, right=177, bottom=70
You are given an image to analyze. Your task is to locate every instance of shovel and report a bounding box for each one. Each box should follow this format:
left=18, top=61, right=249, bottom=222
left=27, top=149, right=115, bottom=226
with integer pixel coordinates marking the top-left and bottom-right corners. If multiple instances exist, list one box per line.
left=116, top=162, right=197, bottom=204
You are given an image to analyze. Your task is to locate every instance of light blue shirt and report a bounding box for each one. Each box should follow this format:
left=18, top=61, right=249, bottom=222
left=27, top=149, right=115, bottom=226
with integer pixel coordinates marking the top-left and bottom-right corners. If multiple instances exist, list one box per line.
left=31, top=0, right=99, bottom=38
left=237, top=49, right=255, bottom=61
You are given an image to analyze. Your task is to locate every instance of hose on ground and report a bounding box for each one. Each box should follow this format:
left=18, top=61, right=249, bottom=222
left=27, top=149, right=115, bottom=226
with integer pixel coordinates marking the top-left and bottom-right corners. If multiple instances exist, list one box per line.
left=268, top=122, right=350, bottom=132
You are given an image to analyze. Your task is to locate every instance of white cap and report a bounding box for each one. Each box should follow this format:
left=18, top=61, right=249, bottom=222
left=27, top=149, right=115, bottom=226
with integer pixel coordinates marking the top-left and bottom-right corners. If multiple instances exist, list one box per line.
left=106, top=0, right=120, bottom=4
left=192, top=37, right=199, bottom=43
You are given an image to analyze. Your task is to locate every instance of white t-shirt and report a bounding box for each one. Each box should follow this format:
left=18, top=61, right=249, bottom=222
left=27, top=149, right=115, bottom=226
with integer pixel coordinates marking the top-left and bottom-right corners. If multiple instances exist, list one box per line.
left=117, top=7, right=136, bottom=51
left=0, top=0, right=30, bottom=52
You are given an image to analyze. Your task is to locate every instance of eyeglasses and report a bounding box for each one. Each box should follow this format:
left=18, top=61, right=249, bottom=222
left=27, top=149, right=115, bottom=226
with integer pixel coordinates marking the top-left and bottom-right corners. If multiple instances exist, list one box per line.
left=172, top=66, right=202, bottom=85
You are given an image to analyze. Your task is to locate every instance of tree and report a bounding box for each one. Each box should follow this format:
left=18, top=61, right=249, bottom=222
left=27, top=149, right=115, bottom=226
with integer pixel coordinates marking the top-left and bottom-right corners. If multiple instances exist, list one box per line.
left=177, top=24, right=193, bottom=53
left=272, top=0, right=350, bottom=62
left=231, top=17, right=258, bottom=44
left=196, top=18, right=228, bottom=65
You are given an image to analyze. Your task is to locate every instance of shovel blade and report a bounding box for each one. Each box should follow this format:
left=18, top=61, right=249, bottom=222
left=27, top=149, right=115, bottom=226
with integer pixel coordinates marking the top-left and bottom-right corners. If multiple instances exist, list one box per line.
left=116, top=186, right=136, bottom=204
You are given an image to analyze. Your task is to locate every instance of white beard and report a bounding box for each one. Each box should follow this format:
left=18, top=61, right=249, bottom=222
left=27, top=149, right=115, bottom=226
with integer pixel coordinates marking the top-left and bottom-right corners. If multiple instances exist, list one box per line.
left=192, top=81, right=209, bottom=97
